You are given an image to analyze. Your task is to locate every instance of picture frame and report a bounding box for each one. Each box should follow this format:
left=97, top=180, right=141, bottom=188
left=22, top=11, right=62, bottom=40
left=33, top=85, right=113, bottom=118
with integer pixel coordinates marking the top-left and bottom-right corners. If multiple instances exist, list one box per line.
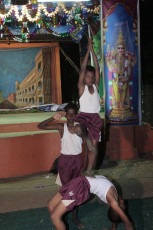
left=0, top=43, right=62, bottom=111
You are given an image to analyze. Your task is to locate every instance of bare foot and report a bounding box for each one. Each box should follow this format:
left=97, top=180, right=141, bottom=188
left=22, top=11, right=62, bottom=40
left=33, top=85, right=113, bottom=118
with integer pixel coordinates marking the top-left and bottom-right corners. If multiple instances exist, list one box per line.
left=83, top=170, right=95, bottom=178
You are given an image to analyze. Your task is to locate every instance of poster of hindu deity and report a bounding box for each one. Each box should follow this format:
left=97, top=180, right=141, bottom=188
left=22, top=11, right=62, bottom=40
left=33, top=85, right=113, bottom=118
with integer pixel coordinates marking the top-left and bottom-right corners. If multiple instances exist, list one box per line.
left=102, top=0, right=139, bottom=125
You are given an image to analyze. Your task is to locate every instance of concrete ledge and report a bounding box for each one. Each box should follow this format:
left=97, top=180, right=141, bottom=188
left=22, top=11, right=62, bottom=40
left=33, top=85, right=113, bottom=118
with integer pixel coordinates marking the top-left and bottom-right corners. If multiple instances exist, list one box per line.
left=106, top=148, right=139, bottom=160
left=0, top=121, right=153, bottom=179
left=0, top=133, right=61, bottom=178
left=105, top=123, right=153, bottom=160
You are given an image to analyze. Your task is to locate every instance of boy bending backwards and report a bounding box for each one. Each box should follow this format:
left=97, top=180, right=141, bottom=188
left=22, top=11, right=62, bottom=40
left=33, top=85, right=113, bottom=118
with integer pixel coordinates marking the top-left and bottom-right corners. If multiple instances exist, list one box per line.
left=47, top=175, right=134, bottom=230
left=75, top=39, right=103, bottom=177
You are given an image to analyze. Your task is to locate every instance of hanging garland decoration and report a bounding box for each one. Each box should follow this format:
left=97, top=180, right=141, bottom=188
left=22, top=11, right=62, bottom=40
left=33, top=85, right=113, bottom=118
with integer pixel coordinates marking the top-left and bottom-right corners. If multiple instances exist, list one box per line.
left=3, top=24, right=22, bottom=42
left=0, top=26, right=4, bottom=38
left=21, top=20, right=30, bottom=42
left=3, top=16, right=86, bottom=42
left=0, top=26, right=4, bottom=36
left=0, top=2, right=100, bottom=42
left=3, top=23, right=39, bottom=42
left=0, top=18, right=5, bottom=38
left=0, top=3, right=100, bottom=22
left=42, top=8, right=87, bottom=40
left=42, top=21, right=69, bottom=37
left=29, top=27, right=38, bottom=39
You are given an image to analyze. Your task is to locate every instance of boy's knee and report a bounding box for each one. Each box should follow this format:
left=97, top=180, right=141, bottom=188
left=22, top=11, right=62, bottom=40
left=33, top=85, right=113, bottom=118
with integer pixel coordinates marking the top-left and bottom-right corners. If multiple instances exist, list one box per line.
left=50, top=212, right=58, bottom=224
left=74, top=124, right=83, bottom=136
left=47, top=201, right=53, bottom=214
left=50, top=212, right=55, bottom=221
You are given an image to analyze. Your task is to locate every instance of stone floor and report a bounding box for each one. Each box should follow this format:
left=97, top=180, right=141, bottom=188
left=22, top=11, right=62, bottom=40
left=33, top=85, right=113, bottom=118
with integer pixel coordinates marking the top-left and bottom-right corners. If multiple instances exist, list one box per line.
left=0, top=159, right=153, bottom=214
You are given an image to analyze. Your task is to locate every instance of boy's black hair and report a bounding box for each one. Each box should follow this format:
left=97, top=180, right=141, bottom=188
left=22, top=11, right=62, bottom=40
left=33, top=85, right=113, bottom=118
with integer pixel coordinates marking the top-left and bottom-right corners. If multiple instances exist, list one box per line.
left=64, top=102, right=79, bottom=114
left=108, top=201, right=129, bottom=224
left=108, top=206, right=122, bottom=223
left=86, top=65, right=95, bottom=73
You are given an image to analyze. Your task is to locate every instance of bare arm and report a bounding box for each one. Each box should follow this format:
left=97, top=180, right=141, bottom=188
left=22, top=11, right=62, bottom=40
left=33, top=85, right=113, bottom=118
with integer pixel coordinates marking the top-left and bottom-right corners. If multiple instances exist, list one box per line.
left=78, top=40, right=91, bottom=95
left=109, top=201, right=134, bottom=230
left=37, top=112, right=65, bottom=136
left=90, top=41, right=100, bottom=89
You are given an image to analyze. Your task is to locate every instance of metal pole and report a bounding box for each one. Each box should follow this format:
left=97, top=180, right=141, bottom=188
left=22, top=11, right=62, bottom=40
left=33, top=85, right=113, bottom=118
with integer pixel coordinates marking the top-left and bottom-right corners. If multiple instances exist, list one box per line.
left=88, top=24, right=93, bottom=66
left=100, top=0, right=106, bottom=124
left=137, top=0, right=142, bottom=125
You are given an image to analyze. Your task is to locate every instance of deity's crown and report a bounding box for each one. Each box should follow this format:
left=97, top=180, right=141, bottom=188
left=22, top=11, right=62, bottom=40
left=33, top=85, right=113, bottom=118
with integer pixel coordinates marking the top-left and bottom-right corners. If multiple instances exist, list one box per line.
left=115, top=30, right=126, bottom=49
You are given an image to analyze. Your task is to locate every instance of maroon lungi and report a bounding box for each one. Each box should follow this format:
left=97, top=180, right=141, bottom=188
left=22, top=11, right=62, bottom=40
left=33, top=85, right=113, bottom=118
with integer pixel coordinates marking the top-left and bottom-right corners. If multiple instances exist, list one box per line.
left=75, top=112, right=103, bottom=141
left=58, top=153, right=83, bottom=186
left=59, top=176, right=90, bottom=211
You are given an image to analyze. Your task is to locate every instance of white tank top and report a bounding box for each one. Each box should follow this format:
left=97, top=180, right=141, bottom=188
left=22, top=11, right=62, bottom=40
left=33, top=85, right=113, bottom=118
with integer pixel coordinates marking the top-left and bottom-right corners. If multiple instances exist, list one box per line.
left=86, top=175, right=117, bottom=204
left=61, top=123, right=83, bottom=155
left=79, top=84, right=100, bottom=113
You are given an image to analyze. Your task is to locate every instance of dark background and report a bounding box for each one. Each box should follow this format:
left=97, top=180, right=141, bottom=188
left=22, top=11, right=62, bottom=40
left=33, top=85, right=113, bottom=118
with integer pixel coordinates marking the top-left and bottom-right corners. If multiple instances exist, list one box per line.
left=140, top=0, right=153, bottom=125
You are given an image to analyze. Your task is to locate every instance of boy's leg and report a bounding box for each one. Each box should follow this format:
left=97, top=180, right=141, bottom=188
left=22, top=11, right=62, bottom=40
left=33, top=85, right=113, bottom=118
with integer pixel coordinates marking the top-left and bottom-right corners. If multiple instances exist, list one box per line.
left=47, top=192, right=62, bottom=214
left=47, top=192, right=67, bottom=230
left=50, top=201, right=67, bottom=230
left=74, top=124, right=96, bottom=153
left=74, top=123, right=98, bottom=176
left=84, top=140, right=98, bottom=177
left=72, top=206, right=84, bottom=228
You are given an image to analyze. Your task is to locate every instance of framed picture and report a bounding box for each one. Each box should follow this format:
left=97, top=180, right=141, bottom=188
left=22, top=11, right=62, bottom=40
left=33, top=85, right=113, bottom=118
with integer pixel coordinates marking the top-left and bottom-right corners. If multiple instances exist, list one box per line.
left=0, top=43, right=62, bottom=111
